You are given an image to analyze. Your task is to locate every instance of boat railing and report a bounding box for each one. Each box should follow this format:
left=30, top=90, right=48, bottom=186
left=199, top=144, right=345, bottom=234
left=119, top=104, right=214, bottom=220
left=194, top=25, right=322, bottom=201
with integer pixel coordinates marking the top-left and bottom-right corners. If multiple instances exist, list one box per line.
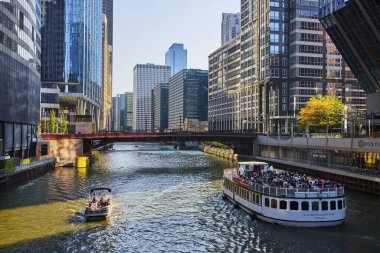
left=227, top=173, right=344, bottom=198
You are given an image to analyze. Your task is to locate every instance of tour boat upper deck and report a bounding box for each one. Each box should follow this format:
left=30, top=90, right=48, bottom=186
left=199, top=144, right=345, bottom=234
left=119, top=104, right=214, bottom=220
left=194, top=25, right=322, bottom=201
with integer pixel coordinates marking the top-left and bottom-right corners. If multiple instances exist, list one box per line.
left=224, top=161, right=345, bottom=199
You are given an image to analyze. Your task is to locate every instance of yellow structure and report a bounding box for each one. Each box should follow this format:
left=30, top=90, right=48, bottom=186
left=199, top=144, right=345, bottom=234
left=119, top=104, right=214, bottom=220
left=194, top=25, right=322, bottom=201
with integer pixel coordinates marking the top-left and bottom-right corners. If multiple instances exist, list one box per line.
left=100, top=14, right=113, bottom=131
left=92, top=150, right=100, bottom=161
left=75, top=157, right=89, bottom=168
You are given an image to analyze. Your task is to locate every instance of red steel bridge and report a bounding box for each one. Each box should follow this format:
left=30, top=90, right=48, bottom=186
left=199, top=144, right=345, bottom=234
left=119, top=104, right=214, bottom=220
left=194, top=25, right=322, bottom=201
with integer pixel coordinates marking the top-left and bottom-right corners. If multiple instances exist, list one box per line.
left=42, top=132, right=257, bottom=154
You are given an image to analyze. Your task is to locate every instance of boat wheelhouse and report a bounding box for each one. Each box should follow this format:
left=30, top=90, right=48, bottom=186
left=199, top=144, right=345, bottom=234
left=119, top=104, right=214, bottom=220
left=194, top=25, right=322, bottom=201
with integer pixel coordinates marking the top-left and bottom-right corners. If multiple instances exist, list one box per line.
left=222, top=162, right=346, bottom=227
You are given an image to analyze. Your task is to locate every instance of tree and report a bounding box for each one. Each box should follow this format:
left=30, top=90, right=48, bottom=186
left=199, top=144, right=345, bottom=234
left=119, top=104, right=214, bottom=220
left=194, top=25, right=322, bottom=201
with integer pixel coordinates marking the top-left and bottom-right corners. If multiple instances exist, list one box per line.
left=59, top=113, right=68, bottom=134
left=47, top=110, right=57, bottom=133
left=297, top=95, right=344, bottom=131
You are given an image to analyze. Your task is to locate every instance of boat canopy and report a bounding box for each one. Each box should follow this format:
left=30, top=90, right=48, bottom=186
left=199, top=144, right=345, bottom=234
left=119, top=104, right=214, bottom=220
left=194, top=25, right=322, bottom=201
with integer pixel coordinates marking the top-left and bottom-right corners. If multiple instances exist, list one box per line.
left=90, top=188, right=112, bottom=193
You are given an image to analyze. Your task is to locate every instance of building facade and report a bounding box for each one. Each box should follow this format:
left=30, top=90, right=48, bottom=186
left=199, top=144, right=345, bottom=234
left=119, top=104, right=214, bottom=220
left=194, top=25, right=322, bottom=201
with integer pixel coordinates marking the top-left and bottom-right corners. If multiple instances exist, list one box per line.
left=100, top=14, right=112, bottom=131
left=133, top=64, right=171, bottom=132
left=102, top=0, right=113, bottom=46
left=112, top=94, right=126, bottom=131
left=125, top=92, right=133, bottom=132
left=208, top=0, right=366, bottom=133
left=319, top=0, right=380, bottom=123
left=0, top=0, right=41, bottom=160
left=168, top=69, right=208, bottom=131
left=41, top=0, right=103, bottom=134
left=165, top=43, right=187, bottom=76
left=209, top=37, right=241, bottom=132
left=152, top=83, right=169, bottom=132
left=221, top=13, right=241, bottom=46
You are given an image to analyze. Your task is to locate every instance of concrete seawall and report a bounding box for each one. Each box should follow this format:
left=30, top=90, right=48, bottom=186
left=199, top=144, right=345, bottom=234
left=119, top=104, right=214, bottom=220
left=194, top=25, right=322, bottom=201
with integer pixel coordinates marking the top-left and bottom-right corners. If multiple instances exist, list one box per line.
left=0, top=158, right=56, bottom=187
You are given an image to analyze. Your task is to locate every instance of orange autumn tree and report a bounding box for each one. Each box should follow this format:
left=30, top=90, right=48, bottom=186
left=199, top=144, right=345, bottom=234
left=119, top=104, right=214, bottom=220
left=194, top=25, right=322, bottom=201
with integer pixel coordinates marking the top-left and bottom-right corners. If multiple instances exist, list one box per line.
left=297, top=95, right=344, bottom=131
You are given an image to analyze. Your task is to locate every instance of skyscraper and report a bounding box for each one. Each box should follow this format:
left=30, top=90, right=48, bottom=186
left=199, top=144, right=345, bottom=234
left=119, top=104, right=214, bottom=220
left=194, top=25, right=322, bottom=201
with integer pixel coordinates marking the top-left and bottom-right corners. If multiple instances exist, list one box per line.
left=112, top=93, right=126, bottom=131
left=133, top=64, right=171, bottom=132
left=165, top=44, right=187, bottom=76
left=168, top=70, right=208, bottom=132
left=319, top=0, right=380, bottom=115
left=208, top=0, right=366, bottom=133
left=0, top=0, right=41, bottom=160
left=41, top=0, right=103, bottom=134
left=100, top=14, right=112, bottom=131
left=221, top=13, right=241, bottom=46
left=102, top=0, right=113, bottom=46
left=125, top=92, right=133, bottom=132
left=152, top=83, right=169, bottom=132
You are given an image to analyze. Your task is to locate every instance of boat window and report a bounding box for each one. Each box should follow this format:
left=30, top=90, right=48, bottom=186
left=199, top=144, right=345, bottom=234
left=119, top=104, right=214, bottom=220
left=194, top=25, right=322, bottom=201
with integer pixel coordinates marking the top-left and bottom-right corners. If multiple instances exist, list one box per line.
left=338, top=200, right=343, bottom=209
left=280, top=200, right=287, bottom=210
left=271, top=199, right=277, bottom=209
left=265, top=198, right=270, bottom=207
left=330, top=201, right=336, bottom=210
left=255, top=194, right=260, bottom=204
left=322, top=201, right=328, bottom=211
left=290, top=201, right=298, bottom=211
left=312, top=201, right=319, bottom=211
left=301, top=201, right=309, bottom=211
left=343, top=199, right=346, bottom=208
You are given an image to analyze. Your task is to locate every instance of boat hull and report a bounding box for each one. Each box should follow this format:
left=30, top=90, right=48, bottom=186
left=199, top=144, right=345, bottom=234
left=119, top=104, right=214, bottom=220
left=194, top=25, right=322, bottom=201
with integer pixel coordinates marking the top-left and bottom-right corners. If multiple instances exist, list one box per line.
left=222, top=183, right=346, bottom=228
left=85, top=205, right=112, bottom=220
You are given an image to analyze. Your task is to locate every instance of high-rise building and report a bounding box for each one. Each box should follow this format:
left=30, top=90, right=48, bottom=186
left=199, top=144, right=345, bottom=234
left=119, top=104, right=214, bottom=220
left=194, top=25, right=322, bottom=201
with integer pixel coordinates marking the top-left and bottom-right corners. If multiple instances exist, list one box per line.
left=100, top=14, right=112, bottom=131
left=319, top=0, right=380, bottom=115
left=102, top=0, right=113, bottom=131
left=102, top=0, right=113, bottom=46
left=209, top=37, right=241, bottom=132
left=151, top=83, right=169, bottom=132
left=0, top=0, right=41, bottom=160
left=221, top=13, right=241, bottom=46
left=165, top=44, right=187, bottom=76
left=112, top=93, right=127, bottom=131
left=125, top=92, right=133, bottom=132
left=208, top=0, right=366, bottom=133
left=41, top=0, right=103, bottom=134
left=133, top=64, right=171, bottom=132
left=168, top=70, right=208, bottom=132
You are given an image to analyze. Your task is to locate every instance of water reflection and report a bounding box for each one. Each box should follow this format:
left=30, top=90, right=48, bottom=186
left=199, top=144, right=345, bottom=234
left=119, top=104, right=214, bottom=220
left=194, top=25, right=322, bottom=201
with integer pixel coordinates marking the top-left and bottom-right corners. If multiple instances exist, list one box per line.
left=0, top=143, right=379, bottom=252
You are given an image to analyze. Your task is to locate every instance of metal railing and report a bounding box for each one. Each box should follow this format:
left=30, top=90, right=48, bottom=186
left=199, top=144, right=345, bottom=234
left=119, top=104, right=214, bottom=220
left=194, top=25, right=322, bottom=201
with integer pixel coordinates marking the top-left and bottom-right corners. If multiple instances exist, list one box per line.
left=261, top=156, right=380, bottom=178
left=224, top=169, right=345, bottom=199
left=15, top=157, right=56, bottom=172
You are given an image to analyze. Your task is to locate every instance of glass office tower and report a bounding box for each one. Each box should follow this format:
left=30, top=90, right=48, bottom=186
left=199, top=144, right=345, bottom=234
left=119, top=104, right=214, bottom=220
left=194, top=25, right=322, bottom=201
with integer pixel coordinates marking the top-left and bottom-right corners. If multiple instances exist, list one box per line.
left=0, top=0, right=41, bottom=160
left=168, top=69, right=208, bottom=131
left=319, top=0, right=380, bottom=93
left=165, top=43, right=187, bottom=76
left=41, top=0, right=103, bottom=133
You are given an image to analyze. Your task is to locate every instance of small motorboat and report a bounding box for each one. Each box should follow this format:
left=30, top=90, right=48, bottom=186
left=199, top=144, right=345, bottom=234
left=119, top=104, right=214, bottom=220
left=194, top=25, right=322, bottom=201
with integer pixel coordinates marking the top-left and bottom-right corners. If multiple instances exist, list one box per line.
left=84, top=188, right=112, bottom=220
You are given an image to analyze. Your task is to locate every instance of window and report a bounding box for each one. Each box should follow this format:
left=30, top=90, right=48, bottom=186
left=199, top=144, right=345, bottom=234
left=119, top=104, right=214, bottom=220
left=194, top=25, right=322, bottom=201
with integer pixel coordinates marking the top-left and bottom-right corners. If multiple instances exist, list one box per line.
left=282, top=69, right=288, bottom=78
left=271, top=199, right=278, bottom=209
left=270, top=22, right=280, bottom=31
left=322, top=201, right=328, bottom=211
left=265, top=198, right=270, bottom=207
left=312, top=201, right=319, bottom=211
left=330, top=201, right=336, bottom=210
left=282, top=58, right=287, bottom=66
left=301, top=201, right=309, bottom=211
left=270, top=45, right=280, bottom=54
left=290, top=201, right=299, bottom=211
left=338, top=200, right=343, bottom=209
left=280, top=200, right=287, bottom=210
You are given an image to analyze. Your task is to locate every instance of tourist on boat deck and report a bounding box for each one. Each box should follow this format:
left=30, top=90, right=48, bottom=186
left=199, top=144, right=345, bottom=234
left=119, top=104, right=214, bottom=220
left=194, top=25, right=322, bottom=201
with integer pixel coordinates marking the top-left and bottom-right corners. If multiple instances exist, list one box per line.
left=242, top=169, right=342, bottom=190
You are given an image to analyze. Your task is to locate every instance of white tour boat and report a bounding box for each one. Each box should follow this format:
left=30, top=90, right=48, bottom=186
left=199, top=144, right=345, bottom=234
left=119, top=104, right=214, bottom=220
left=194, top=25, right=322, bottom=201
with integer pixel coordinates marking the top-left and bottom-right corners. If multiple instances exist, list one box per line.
left=222, top=162, right=346, bottom=227
left=85, top=188, right=113, bottom=220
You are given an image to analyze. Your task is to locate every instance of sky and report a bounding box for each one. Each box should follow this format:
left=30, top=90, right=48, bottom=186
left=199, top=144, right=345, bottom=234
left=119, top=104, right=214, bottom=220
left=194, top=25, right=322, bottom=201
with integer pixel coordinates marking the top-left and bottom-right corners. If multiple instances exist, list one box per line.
left=112, top=0, right=240, bottom=95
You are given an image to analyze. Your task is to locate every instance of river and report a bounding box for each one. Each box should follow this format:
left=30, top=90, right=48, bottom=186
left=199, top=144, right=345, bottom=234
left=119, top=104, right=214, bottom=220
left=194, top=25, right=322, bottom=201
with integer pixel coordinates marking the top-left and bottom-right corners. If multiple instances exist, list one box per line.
left=0, top=143, right=379, bottom=252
